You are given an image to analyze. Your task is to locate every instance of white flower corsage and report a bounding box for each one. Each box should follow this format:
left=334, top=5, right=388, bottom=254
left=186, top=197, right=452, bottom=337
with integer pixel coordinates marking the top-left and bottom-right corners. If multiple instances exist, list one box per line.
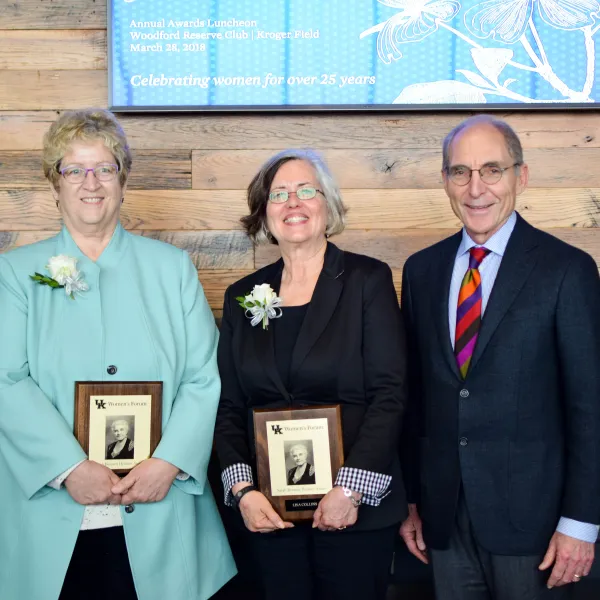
left=30, top=255, right=89, bottom=299
left=237, top=283, right=283, bottom=330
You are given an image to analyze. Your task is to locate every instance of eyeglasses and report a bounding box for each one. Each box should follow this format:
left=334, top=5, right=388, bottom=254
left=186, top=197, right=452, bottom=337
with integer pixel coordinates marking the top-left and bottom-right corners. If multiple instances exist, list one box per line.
left=268, top=186, right=323, bottom=204
left=447, top=163, right=520, bottom=186
left=60, top=163, right=120, bottom=184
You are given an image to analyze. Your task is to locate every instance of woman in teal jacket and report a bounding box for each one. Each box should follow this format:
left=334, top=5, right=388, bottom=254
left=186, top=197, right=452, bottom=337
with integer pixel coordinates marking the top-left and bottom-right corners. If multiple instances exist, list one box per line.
left=0, top=109, right=236, bottom=600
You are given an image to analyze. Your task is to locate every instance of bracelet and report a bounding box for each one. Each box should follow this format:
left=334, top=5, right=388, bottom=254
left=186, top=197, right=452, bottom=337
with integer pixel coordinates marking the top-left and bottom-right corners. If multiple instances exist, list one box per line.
left=342, top=487, right=362, bottom=508
left=232, top=484, right=257, bottom=507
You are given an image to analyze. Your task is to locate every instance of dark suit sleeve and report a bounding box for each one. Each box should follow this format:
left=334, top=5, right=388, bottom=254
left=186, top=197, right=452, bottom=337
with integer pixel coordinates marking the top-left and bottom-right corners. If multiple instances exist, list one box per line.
left=343, top=262, right=407, bottom=473
left=555, top=252, right=600, bottom=524
left=399, top=259, right=422, bottom=504
left=214, top=288, right=252, bottom=471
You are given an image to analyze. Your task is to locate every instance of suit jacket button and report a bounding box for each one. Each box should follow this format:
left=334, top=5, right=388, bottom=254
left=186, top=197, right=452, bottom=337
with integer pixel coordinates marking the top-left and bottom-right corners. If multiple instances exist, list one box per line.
left=125, top=504, right=134, bottom=514
left=459, top=437, right=468, bottom=447
left=459, top=389, right=469, bottom=398
left=107, top=365, right=117, bottom=375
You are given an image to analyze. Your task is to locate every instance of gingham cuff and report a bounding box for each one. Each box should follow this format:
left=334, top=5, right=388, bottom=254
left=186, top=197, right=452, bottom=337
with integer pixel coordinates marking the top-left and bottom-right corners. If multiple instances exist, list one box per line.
left=221, top=463, right=254, bottom=506
left=335, top=467, right=392, bottom=507
left=47, top=460, right=86, bottom=490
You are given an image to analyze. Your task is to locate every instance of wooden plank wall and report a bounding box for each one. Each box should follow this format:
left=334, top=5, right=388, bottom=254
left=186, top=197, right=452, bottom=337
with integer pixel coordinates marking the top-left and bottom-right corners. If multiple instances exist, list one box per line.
left=1, top=1, right=599, bottom=319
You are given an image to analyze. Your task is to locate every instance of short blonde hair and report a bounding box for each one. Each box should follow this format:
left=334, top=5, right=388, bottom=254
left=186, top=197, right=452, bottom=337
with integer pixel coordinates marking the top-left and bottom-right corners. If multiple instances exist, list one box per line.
left=241, top=149, right=348, bottom=245
left=42, top=108, right=132, bottom=189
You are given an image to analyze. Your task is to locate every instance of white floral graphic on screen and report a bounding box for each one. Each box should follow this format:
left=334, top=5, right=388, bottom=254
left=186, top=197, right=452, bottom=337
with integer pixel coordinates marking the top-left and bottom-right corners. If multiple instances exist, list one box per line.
left=361, top=0, right=600, bottom=103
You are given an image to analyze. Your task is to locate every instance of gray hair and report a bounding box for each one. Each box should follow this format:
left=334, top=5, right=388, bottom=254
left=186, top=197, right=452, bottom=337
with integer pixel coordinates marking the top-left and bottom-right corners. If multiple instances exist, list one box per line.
left=442, top=115, right=524, bottom=173
left=242, top=149, right=348, bottom=245
left=289, top=443, right=309, bottom=456
left=111, top=419, right=130, bottom=432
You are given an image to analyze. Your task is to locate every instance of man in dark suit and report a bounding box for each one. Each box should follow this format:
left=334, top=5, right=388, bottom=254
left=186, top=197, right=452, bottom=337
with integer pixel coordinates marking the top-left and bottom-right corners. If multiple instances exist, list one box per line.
left=400, top=115, right=600, bottom=599
left=106, top=419, right=135, bottom=460
left=286, top=442, right=316, bottom=485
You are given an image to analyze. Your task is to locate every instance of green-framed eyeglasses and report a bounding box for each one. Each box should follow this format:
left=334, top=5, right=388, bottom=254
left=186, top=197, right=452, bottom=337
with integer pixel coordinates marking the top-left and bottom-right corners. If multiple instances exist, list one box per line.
left=268, top=186, right=323, bottom=204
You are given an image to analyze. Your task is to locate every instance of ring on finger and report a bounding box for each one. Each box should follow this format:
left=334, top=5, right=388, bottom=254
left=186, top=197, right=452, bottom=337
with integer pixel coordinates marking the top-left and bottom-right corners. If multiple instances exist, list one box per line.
left=338, top=526, right=346, bottom=530
left=573, top=574, right=582, bottom=581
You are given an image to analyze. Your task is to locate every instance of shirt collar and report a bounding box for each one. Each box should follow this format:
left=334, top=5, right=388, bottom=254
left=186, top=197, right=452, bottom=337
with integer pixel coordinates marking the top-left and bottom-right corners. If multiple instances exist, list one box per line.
left=56, top=221, right=129, bottom=270
left=457, top=211, right=517, bottom=258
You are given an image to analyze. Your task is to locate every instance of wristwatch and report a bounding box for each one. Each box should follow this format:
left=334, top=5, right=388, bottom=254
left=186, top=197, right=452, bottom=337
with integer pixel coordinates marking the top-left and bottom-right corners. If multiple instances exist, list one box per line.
left=342, top=487, right=362, bottom=508
left=232, top=484, right=257, bottom=507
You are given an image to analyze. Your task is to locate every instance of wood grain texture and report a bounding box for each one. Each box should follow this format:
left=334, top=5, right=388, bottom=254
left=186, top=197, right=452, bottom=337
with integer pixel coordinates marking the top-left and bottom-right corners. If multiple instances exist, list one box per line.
left=0, top=71, right=107, bottom=110
left=0, top=0, right=107, bottom=30
left=3, top=111, right=600, bottom=151
left=256, top=229, right=600, bottom=270
left=192, top=149, right=600, bottom=189
left=2, top=189, right=599, bottom=231
left=0, top=228, right=253, bottom=269
left=0, top=30, right=106, bottom=70
left=0, top=151, right=191, bottom=190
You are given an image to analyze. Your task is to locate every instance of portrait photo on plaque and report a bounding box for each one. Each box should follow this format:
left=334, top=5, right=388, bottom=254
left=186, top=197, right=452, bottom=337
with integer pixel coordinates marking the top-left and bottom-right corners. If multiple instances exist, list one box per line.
left=254, top=405, right=343, bottom=520
left=75, top=382, right=162, bottom=474
left=267, top=417, right=332, bottom=497
left=105, top=415, right=136, bottom=460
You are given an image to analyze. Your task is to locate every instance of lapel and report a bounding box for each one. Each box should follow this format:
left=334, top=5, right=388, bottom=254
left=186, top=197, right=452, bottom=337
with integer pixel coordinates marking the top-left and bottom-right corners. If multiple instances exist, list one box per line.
left=468, top=214, right=539, bottom=374
left=250, top=259, right=290, bottom=400
left=432, top=232, right=463, bottom=379
left=289, top=242, right=345, bottom=383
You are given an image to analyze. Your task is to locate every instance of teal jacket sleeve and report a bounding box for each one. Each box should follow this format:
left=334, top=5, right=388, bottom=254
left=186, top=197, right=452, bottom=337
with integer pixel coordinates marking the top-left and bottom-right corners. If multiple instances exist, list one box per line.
left=152, top=250, right=221, bottom=495
left=0, top=255, right=87, bottom=499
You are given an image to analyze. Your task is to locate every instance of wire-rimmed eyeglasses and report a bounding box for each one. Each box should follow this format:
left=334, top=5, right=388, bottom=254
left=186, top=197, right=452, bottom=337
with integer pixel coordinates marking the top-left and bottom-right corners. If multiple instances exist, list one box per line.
left=446, top=163, right=520, bottom=186
left=268, top=186, right=323, bottom=204
left=60, top=163, right=120, bottom=184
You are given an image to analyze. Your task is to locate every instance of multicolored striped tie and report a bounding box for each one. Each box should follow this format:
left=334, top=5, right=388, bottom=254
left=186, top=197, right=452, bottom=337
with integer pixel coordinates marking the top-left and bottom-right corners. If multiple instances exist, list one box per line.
left=455, top=247, right=490, bottom=379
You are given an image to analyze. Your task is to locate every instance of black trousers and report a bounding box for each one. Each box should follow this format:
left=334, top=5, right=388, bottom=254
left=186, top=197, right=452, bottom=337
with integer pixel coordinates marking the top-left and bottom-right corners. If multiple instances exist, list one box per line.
left=59, top=526, right=138, bottom=600
left=430, top=492, right=570, bottom=600
left=248, top=522, right=398, bottom=600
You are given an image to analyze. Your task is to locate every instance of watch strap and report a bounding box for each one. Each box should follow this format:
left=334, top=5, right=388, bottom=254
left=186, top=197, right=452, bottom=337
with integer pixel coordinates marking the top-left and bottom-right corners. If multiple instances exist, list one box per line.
left=233, top=484, right=257, bottom=506
left=342, top=486, right=362, bottom=508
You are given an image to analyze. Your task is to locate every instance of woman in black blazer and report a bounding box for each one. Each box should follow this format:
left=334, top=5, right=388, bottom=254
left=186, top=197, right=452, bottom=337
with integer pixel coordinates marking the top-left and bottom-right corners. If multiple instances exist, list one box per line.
left=214, top=149, right=408, bottom=600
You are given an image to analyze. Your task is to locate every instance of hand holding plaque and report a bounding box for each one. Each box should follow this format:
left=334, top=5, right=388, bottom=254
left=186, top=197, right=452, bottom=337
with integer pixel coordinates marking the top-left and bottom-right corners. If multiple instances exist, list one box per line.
left=253, top=405, right=344, bottom=521
left=74, top=382, right=162, bottom=474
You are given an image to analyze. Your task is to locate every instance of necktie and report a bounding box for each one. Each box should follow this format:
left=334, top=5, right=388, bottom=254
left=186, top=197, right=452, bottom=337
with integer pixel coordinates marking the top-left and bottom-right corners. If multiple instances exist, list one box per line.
left=455, top=247, right=490, bottom=379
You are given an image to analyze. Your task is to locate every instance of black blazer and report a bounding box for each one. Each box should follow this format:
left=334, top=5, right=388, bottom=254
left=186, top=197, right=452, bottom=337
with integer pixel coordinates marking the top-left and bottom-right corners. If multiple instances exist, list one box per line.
left=215, top=242, right=408, bottom=531
left=287, top=464, right=316, bottom=486
left=401, top=213, right=600, bottom=554
left=106, top=438, right=134, bottom=460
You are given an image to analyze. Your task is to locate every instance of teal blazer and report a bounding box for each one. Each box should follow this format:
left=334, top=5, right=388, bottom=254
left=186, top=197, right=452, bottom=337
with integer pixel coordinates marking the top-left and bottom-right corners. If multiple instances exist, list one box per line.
left=0, top=224, right=236, bottom=600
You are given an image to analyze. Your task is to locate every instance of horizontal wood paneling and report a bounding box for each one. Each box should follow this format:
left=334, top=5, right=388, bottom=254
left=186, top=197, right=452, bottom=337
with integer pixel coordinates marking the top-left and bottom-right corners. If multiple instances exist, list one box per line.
left=3, top=111, right=600, bottom=151
left=192, top=149, right=600, bottom=189
left=2, top=188, right=599, bottom=231
left=257, top=229, right=600, bottom=270
left=0, top=0, right=107, bottom=30
left=0, top=229, right=253, bottom=269
left=0, top=30, right=106, bottom=69
left=0, top=71, right=107, bottom=110
left=0, top=151, right=191, bottom=189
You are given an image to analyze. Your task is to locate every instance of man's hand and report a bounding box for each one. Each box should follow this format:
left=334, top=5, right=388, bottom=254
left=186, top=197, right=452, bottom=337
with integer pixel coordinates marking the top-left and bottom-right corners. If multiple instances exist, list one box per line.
left=65, top=460, right=122, bottom=505
left=312, top=486, right=359, bottom=532
left=111, top=458, right=179, bottom=505
left=539, top=531, right=595, bottom=588
left=237, top=489, right=294, bottom=533
left=399, top=503, right=428, bottom=564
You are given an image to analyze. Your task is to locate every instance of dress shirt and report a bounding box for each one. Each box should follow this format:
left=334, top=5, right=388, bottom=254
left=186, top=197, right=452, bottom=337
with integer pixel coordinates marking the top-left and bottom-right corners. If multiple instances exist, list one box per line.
left=448, top=211, right=598, bottom=544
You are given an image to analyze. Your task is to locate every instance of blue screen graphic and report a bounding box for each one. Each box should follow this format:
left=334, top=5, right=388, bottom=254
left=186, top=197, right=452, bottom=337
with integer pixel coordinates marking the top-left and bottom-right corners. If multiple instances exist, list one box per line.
left=109, top=0, right=600, bottom=109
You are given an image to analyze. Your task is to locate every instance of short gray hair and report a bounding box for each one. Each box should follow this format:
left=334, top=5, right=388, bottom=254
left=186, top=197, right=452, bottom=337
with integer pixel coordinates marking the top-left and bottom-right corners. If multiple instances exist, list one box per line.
left=242, top=149, right=348, bottom=245
left=111, top=419, right=129, bottom=432
left=442, top=115, right=524, bottom=172
left=289, top=443, right=309, bottom=456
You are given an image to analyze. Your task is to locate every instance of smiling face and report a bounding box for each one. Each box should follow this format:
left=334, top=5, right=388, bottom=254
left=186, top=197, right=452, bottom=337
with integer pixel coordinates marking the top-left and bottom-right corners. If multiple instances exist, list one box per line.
left=111, top=420, right=129, bottom=442
left=55, top=139, right=125, bottom=237
left=443, top=123, right=528, bottom=245
left=290, top=445, right=308, bottom=466
left=265, top=160, right=328, bottom=249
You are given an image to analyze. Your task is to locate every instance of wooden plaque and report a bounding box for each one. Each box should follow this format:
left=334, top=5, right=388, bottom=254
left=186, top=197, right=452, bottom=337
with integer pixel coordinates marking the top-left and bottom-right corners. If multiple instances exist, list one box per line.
left=253, top=405, right=344, bottom=521
left=75, top=381, right=162, bottom=474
